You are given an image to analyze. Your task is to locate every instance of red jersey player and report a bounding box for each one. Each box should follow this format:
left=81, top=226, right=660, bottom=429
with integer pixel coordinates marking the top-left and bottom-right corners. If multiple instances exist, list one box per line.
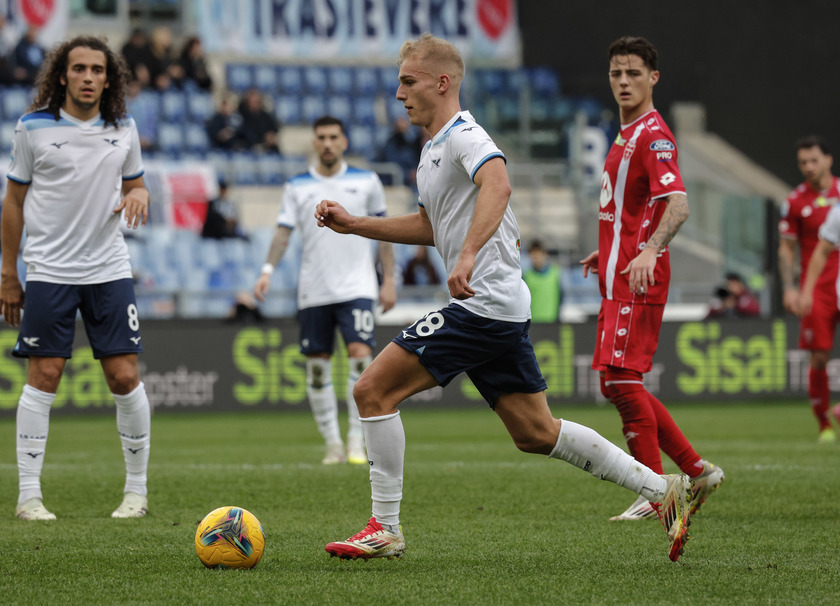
left=580, top=36, right=725, bottom=521
left=778, top=135, right=840, bottom=442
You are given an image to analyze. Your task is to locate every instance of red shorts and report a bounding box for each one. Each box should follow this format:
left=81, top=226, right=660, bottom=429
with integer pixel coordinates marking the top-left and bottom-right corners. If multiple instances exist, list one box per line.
left=799, top=284, right=840, bottom=351
left=592, top=299, right=664, bottom=373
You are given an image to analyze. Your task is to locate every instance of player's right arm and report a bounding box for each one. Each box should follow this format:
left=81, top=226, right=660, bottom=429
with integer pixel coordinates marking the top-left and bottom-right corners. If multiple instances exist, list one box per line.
left=778, top=237, right=800, bottom=315
left=800, top=238, right=835, bottom=317
left=254, top=225, right=292, bottom=302
left=0, top=180, right=29, bottom=326
left=314, top=200, right=435, bottom=246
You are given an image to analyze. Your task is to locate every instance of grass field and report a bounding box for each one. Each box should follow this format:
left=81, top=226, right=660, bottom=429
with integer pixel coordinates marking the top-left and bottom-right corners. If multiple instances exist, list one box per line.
left=1, top=401, right=838, bottom=605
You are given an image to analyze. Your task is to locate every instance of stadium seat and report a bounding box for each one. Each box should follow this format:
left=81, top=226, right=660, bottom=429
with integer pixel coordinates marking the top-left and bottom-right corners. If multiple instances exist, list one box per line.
left=529, top=66, right=561, bottom=96
left=355, top=67, right=379, bottom=97
left=278, top=66, right=304, bottom=95
left=378, top=66, right=400, bottom=97
left=347, top=124, right=376, bottom=158
left=226, top=64, right=253, bottom=92
left=254, top=64, right=279, bottom=93
left=302, top=66, right=328, bottom=95
left=327, top=66, right=354, bottom=94
left=256, top=154, right=284, bottom=185
left=160, top=90, right=187, bottom=122
left=184, top=123, right=210, bottom=153
left=301, top=95, right=327, bottom=124
left=186, top=91, right=214, bottom=122
left=232, top=152, right=260, bottom=185
left=0, top=121, right=16, bottom=152
left=274, top=94, right=302, bottom=125
left=157, top=122, right=185, bottom=154
left=326, top=95, right=353, bottom=124
left=0, top=87, right=31, bottom=120
left=352, top=97, right=377, bottom=126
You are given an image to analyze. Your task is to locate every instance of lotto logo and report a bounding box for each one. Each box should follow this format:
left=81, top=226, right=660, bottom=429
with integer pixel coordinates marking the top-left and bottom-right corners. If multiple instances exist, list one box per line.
left=642, top=219, right=651, bottom=228
left=620, top=306, right=631, bottom=315
left=614, top=351, right=624, bottom=358
left=617, top=328, right=628, bottom=336
left=659, top=172, right=676, bottom=186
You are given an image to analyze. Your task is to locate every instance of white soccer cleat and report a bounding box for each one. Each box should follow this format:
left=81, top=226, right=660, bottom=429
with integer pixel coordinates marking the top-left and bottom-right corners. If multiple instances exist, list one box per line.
left=689, top=460, right=725, bottom=516
left=346, top=435, right=367, bottom=465
left=322, top=441, right=347, bottom=465
left=16, top=498, right=56, bottom=521
left=652, top=474, right=692, bottom=562
left=325, top=517, right=406, bottom=560
left=609, top=493, right=657, bottom=521
left=111, top=492, right=148, bottom=518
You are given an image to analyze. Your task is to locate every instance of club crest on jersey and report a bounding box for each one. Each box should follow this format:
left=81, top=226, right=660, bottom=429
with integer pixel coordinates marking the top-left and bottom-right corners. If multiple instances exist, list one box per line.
left=623, top=140, right=636, bottom=161
left=650, top=140, right=675, bottom=151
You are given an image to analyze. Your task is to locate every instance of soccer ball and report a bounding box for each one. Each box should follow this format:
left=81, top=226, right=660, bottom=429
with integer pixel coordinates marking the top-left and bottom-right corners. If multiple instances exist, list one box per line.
left=194, top=506, right=266, bottom=569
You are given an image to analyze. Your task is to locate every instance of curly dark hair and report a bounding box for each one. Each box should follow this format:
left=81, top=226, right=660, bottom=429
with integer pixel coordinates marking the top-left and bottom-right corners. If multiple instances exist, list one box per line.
left=29, top=35, right=131, bottom=128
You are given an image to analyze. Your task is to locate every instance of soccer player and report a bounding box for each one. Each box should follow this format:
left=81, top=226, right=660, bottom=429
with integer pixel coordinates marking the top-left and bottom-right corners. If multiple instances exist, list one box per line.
left=254, top=116, right=396, bottom=465
left=579, top=36, right=724, bottom=522
left=778, top=136, right=840, bottom=442
left=0, top=36, right=152, bottom=520
left=315, top=33, right=693, bottom=563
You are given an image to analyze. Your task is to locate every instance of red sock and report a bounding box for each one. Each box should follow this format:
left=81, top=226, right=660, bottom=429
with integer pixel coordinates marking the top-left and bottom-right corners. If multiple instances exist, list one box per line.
left=809, top=368, right=831, bottom=431
left=646, top=393, right=702, bottom=476
left=602, top=369, right=663, bottom=474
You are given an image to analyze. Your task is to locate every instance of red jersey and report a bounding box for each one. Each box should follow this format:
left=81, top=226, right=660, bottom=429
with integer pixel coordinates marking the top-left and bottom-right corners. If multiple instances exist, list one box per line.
left=779, top=177, right=840, bottom=291
left=598, top=110, right=686, bottom=303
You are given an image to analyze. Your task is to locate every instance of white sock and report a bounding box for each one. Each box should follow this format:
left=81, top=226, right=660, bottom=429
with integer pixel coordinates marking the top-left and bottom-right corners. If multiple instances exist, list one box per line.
left=306, top=358, right=341, bottom=446
left=346, top=356, right=371, bottom=442
left=17, top=384, right=55, bottom=505
left=113, top=382, right=151, bottom=497
left=549, top=419, right=667, bottom=502
left=362, top=411, right=404, bottom=531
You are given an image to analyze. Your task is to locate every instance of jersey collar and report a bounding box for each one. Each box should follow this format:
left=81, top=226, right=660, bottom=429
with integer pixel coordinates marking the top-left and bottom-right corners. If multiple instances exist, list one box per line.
left=309, top=160, right=348, bottom=181
left=620, top=108, right=658, bottom=130
left=432, top=110, right=474, bottom=143
left=59, top=108, right=102, bottom=129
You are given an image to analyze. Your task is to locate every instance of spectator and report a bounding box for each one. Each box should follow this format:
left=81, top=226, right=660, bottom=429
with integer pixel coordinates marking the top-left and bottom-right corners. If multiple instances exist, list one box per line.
left=224, top=292, right=266, bottom=324
left=402, top=245, right=440, bottom=286
left=178, top=36, right=213, bottom=91
left=12, top=25, right=45, bottom=86
left=237, top=88, right=280, bottom=154
left=120, top=27, right=153, bottom=88
left=522, top=240, right=562, bottom=322
left=145, top=26, right=183, bottom=91
left=0, top=15, right=19, bottom=84
left=206, top=91, right=242, bottom=150
left=126, top=79, right=159, bottom=151
left=706, top=272, right=761, bottom=318
left=202, top=179, right=248, bottom=240
left=376, top=117, right=423, bottom=187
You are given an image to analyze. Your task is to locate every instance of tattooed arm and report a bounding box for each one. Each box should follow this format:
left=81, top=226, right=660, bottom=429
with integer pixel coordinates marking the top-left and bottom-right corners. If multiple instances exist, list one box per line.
left=620, top=193, right=690, bottom=293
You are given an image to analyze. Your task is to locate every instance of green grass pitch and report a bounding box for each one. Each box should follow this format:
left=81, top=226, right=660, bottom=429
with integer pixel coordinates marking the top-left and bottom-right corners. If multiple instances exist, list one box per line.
left=1, top=401, right=839, bottom=605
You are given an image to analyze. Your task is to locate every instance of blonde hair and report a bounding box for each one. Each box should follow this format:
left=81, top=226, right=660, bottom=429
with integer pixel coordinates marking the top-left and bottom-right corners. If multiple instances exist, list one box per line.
left=398, top=32, right=465, bottom=87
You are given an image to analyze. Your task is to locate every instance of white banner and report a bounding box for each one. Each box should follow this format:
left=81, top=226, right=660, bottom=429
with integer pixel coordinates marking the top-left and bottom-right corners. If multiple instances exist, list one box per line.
left=1, top=0, right=69, bottom=48
left=194, top=0, right=520, bottom=64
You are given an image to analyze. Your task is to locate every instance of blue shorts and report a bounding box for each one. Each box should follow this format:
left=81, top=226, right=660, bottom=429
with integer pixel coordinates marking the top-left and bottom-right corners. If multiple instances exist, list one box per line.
left=392, top=303, right=547, bottom=408
left=13, top=279, right=143, bottom=359
left=297, top=298, right=376, bottom=355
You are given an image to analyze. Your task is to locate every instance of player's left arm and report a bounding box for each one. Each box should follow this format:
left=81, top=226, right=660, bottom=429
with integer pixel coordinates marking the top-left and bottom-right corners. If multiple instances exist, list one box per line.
left=377, top=239, right=397, bottom=312
left=449, top=156, right=511, bottom=300
left=621, top=192, right=689, bottom=293
left=116, top=176, right=150, bottom=229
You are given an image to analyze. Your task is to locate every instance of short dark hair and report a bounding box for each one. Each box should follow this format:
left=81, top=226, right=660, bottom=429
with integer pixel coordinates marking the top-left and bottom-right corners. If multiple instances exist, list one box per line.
left=608, top=36, right=658, bottom=71
left=795, top=135, right=830, bottom=156
left=725, top=272, right=745, bottom=284
left=313, top=115, right=345, bottom=135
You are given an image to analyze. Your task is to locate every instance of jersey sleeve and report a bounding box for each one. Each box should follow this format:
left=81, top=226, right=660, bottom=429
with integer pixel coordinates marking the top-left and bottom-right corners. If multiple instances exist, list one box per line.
left=778, top=196, right=800, bottom=239
left=367, top=172, right=387, bottom=217
left=122, top=118, right=145, bottom=179
left=643, top=130, right=685, bottom=200
left=818, top=204, right=840, bottom=245
left=451, top=124, right=505, bottom=183
left=7, top=118, right=33, bottom=184
left=275, top=183, right=297, bottom=229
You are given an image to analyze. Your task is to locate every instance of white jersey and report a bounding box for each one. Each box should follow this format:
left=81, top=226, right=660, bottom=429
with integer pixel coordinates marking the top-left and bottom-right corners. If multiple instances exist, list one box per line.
left=818, top=203, right=840, bottom=306
left=277, top=161, right=386, bottom=309
left=7, top=108, right=144, bottom=284
left=416, top=111, right=530, bottom=321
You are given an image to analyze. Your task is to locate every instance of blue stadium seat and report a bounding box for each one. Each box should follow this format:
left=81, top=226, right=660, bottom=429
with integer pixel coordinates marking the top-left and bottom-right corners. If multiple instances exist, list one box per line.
left=301, top=95, right=327, bottom=124
left=232, top=152, right=260, bottom=185
left=386, top=98, right=407, bottom=123
left=159, top=90, right=187, bottom=121
left=186, top=90, right=214, bottom=122
left=326, top=95, right=353, bottom=124
left=327, top=66, right=354, bottom=93
left=302, top=66, right=328, bottom=95
left=355, top=67, right=379, bottom=97
left=226, top=64, right=253, bottom=92
left=529, top=66, right=560, bottom=96
left=184, top=123, right=210, bottom=153
left=256, top=154, right=284, bottom=185
left=378, top=66, right=400, bottom=97
left=347, top=124, right=375, bottom=158
left=475, top=69, right=506, bottom=95
left=0, top=121, right=16, bottom=152
left=353, top=97, right=377, bottom=126
left=157, top=122, right=185, bottom=154
left=278, top=66, right=303, bottom=95
left=274, top=94, right=302, bottom=125
left=253, top=64, right=279, bottom=93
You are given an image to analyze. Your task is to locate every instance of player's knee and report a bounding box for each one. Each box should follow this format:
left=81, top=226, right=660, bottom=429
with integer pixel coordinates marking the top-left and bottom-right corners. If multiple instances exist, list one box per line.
left=28, top=362, right=64, bottom=393
left=511, top=431, right=555, bottom=455
left=107, top=368, right=140, bottom=395
left=305, top=358, right=332, bottom=389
